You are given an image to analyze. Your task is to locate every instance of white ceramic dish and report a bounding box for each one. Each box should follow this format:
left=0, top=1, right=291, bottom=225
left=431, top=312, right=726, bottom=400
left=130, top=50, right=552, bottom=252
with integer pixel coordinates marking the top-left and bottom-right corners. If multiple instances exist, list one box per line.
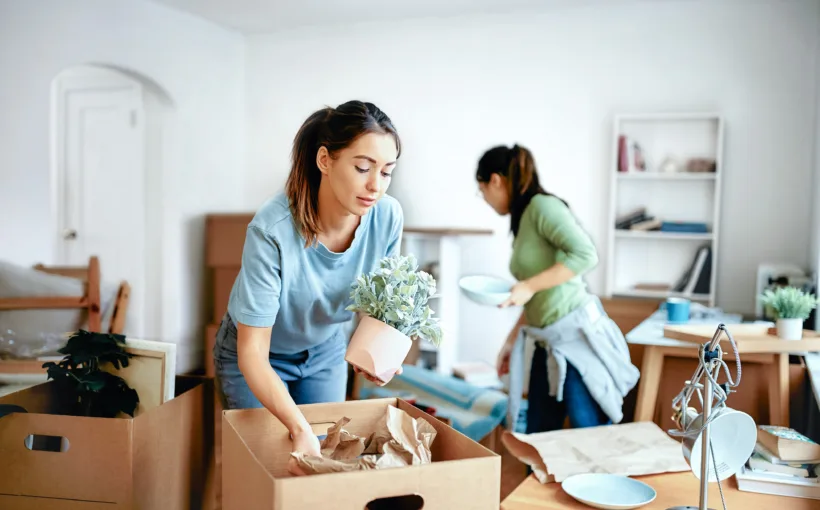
left=561, top=473, right=657, bottom=510
left=458, top=275, right=513, bottom=306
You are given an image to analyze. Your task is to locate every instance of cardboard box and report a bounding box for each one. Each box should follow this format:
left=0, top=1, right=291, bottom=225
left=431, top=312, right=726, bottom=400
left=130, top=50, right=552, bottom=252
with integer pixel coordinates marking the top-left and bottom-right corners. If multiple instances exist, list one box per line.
left=0, top=375, right=214, bottom=509
left=212, top=267, right=239, bottom=323
left=222, top=398, right=501, bottom=510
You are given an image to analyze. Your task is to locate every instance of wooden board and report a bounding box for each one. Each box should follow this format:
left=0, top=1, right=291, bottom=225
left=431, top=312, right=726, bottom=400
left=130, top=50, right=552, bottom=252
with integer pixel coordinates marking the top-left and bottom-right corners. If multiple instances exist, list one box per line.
left=663, top=324, right=820, bottom=353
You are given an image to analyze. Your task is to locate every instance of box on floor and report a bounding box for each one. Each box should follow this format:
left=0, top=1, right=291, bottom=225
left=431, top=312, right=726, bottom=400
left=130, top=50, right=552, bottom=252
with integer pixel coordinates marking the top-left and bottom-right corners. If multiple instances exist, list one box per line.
left=0, top=375, right=215, bottom=510
left=222, top=398, right=501, bottom=510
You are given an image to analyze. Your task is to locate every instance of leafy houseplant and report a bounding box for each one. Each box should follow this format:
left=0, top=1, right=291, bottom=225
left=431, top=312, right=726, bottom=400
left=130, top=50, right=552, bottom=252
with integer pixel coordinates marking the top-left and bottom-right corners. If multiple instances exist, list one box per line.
left=42, top=330, right=140, bottom=417
left=345, top=254, right=442, bottom=383
left=759, top=286, right=819, bottom=340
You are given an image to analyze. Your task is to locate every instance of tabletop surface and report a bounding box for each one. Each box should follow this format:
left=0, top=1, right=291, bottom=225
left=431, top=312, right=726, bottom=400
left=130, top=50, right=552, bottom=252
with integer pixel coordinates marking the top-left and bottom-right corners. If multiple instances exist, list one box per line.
left=501, top=472, right=818, bottom=510
left=625, top=305, right=745, bottom=347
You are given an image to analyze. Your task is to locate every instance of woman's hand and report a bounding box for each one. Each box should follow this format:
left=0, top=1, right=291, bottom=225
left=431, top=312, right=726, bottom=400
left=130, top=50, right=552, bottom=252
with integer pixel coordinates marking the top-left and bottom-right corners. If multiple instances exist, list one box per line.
left=287, top=426, right=322, bottom=476
left=291, top=427, right=322, bottom=457
left=354, top=365, right=403, bottom=386
left=499, top=280, right=536, bottom=308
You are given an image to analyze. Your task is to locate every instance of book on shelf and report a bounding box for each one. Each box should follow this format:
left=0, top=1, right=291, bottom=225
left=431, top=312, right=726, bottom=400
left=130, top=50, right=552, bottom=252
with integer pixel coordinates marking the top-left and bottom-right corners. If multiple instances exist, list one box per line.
left=672, top=245, right=711, bottom=295
left=616, top=135, right=646, bottom=173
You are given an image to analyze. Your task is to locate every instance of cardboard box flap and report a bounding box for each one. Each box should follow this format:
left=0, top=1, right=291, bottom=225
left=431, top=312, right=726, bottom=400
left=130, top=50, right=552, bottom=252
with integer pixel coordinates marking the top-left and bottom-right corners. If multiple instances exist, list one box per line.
left=133, top=379, right=209, bottom=510
left=0, top=410, right=132, bottom=503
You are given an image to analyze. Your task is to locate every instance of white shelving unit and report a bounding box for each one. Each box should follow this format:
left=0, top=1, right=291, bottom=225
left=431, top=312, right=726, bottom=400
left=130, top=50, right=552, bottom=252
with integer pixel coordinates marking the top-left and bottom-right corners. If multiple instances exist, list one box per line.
left=605, top=113, right=724, bottom=306
left=400, top=227, right=493, bottom=376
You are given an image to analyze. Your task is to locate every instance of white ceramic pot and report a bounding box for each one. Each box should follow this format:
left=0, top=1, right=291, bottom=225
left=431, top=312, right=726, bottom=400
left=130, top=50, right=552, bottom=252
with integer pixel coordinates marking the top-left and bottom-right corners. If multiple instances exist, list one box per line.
left=345, top=315, right=412, bottom=384
left=776, top=318, right=804, bottom=340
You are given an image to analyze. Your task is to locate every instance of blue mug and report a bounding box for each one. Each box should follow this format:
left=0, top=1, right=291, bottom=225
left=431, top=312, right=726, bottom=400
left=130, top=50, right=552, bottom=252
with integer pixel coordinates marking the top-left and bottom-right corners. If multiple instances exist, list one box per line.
left=665, top=297, right=691, bottom=323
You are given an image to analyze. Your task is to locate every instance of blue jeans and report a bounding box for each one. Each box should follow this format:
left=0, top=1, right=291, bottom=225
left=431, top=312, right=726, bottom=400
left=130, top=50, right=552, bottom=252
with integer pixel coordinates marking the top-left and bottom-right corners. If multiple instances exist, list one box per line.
left=526, top=345, right=611, bottom=433
left=213, top=317, right=348, bottom=409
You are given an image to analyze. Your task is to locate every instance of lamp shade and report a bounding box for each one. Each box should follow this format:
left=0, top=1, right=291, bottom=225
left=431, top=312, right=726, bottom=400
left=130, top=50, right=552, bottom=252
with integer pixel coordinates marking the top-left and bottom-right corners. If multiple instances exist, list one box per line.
left=681, top=407, right=757, bottom=482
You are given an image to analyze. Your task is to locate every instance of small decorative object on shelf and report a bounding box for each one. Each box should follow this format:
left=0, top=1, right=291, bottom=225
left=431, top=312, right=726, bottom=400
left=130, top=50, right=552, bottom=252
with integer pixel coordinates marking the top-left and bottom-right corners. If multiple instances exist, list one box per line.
left=42, top=330, right=140, bottom=417
left=345, top=254, right=442, bottom=384
left=759, top=286, right=819, bottom=340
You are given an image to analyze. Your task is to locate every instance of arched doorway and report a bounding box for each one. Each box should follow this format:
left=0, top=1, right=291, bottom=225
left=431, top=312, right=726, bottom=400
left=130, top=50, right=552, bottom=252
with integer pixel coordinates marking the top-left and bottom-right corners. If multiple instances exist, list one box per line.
left=50, top=64, right=174, bottom=339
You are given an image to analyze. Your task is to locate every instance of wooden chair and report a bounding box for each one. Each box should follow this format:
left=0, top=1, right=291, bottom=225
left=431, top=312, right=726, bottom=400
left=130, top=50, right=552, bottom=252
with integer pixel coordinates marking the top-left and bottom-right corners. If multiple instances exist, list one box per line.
left=0, top=255, right=130, bottom=376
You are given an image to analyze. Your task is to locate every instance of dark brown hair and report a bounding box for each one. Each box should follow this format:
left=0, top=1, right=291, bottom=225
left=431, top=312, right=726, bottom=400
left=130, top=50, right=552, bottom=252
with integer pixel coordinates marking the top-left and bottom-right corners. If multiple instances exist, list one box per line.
left=476, top=144, right=567, bottom=236
left=285, top=100, right=400, bottom=246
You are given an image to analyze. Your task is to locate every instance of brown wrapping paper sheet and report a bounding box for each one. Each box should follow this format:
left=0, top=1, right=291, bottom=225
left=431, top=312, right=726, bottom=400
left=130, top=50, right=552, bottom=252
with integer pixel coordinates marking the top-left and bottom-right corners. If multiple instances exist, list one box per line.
left=501, top=421, right=691, bottom=483
left=289, top=405, right=437, bottom=475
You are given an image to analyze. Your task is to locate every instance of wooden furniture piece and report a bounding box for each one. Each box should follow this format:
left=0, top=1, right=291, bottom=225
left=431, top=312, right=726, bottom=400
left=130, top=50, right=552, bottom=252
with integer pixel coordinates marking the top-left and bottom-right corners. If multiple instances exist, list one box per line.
left=0, top=255, right=130, bottom=377
left=631, top=322, right=817, bottom=428
left=204, top=214, right=253, bottom=377
left=501, top=472, right=817, bottom=509
left=650, top=324, right=820, bottom=428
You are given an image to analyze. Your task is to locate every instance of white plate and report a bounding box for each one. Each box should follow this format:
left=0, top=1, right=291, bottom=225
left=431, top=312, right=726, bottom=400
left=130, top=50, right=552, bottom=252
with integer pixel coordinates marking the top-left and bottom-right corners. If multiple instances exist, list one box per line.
left=458, top=275, right=513, bottom=306
left=561, top=473, right=657, bottom=509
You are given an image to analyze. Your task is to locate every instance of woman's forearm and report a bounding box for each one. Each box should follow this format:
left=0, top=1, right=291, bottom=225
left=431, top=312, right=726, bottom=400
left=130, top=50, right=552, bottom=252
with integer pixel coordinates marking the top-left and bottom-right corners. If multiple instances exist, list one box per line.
left=237, top=324, right=310, bottom=434
left=525, top=262, right=576, bottom=293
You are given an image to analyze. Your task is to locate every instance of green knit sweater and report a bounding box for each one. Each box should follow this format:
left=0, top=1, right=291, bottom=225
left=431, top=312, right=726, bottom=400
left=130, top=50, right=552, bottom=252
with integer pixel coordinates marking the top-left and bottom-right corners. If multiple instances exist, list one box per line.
left=510, top=195, right=599, bottom=328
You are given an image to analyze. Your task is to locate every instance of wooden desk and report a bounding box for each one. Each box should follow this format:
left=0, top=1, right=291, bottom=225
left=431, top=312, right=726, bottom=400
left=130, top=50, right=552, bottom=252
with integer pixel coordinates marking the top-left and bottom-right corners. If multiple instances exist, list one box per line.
left=501, top=473, right=817, bottom=509
left=626, top=313, right=807, bottom=428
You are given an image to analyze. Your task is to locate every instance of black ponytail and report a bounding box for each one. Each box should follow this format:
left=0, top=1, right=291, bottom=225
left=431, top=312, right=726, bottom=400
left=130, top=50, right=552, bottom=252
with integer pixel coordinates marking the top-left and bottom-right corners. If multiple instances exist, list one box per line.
left=476, top=144, right=567, bottom=236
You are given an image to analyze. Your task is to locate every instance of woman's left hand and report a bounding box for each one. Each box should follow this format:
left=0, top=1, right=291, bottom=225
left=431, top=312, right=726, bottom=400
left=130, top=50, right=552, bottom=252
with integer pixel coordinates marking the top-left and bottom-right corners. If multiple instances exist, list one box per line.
left=499, top=280, right=536, bottom=308
left=354, top=365, right=403, bottom=386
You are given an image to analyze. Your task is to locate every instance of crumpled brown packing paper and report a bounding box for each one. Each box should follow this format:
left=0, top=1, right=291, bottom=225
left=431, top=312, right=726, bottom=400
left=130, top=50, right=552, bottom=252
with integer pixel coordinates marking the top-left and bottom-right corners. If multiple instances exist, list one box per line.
left=501, top=421, right=691, bottom=483
left=289, top=405, right=437, bottom=476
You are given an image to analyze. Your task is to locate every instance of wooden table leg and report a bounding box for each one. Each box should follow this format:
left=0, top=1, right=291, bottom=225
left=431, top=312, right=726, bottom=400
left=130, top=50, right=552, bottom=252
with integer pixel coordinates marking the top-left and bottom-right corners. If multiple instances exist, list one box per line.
left=634, top=346, right=664, bottom=422
left=767, top=353, right=790, bottom=426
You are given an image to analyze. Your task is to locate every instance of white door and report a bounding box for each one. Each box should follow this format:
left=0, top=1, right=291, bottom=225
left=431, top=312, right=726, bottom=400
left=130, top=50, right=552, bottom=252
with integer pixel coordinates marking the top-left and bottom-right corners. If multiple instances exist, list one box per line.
left=53, top=67, right=146, bottom=338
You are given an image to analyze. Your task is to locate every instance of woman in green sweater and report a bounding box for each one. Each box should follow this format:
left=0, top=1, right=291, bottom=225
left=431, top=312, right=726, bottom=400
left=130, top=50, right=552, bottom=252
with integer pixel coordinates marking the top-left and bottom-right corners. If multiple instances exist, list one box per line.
left=476, top=144, right=638, bottom=433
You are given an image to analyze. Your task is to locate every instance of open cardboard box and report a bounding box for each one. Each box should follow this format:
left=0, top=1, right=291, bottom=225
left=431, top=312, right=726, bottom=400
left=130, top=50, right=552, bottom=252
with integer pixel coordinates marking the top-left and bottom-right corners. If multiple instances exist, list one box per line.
left=222, top=398, right=501, bottom=510
left=0, top=375, right=214, bottom=510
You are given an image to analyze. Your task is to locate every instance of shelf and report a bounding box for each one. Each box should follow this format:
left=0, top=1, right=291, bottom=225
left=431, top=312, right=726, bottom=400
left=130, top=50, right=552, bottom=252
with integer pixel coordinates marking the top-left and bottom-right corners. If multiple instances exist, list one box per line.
left=617, top=172, right=716, bottom=181
left=613, top=289, right=713, bottom=301
left=614, top=231, right=713, bottom=241
left=403, top=227, right=494, bottom=236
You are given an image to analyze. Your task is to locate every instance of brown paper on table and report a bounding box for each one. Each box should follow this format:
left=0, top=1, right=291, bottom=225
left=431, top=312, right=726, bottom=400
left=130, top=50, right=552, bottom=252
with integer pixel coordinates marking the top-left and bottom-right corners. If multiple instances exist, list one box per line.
left=501, top=421, right=691, bottom=483
left=290, top=405, right=437, bottom=475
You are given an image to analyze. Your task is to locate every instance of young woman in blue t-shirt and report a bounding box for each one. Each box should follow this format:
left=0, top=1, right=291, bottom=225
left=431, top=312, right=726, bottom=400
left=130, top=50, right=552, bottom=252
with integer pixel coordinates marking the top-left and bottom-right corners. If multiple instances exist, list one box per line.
left=212, top=100, right=404, bottom=458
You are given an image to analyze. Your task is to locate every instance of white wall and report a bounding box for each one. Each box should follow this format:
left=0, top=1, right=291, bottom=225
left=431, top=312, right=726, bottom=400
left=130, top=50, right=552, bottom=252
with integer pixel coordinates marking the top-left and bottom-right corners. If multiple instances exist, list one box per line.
left=245, top=0, right=820, bottom=366
left=813, top=1, right=820, bottom=331
left=0, top=0, right=246, bottom=372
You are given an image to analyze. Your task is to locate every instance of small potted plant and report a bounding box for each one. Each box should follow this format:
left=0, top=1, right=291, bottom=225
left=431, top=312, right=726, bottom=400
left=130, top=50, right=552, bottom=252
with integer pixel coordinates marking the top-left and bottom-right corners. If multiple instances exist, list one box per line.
left=345, top=254, right=443, bottom=384
left=42, top=330, right=140, bottom=417
left=759, top=286, right=819, bottom=340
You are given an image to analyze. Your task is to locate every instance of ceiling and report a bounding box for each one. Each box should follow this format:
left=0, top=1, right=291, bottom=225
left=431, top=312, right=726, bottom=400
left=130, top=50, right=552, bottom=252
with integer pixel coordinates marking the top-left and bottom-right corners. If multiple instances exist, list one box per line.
left=147, top=0, right=597, bottom=34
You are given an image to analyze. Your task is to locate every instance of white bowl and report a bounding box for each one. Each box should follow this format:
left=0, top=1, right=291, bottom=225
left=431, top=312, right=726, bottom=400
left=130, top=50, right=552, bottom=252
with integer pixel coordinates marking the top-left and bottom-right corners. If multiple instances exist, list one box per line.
left=561, top=473, right=656, bottom=510
left=458, top=275, right=513, bottom=306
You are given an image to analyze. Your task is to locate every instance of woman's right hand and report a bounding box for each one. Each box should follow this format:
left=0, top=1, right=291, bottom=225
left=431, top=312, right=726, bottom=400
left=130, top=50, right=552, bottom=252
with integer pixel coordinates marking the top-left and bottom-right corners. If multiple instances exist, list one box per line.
left=291, top=426, right=322, bottom=457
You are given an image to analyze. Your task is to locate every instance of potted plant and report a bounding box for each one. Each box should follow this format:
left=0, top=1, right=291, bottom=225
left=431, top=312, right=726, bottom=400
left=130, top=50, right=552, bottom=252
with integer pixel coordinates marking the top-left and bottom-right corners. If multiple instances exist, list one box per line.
left=42, top=329, right=140, bottom=417
left=759, top=286, right=819, bottom=340
left=345, top=254, right=443, bottom=384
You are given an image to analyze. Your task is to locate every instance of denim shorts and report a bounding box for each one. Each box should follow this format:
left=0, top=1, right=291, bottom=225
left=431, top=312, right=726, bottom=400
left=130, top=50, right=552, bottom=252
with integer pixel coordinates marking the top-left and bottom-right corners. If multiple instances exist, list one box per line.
left=212, top=314, right=348, bottom=409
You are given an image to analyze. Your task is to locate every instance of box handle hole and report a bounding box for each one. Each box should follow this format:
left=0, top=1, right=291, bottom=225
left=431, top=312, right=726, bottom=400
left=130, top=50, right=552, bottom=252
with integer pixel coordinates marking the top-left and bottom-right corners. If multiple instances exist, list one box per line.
left=365, top=494, right=424, bottom=510
left=24, top=434, right=70, bottom=452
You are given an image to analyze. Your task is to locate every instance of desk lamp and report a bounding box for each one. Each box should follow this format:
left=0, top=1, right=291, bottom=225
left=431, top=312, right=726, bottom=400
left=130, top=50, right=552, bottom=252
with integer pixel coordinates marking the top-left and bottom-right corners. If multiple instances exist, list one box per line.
left=666, top=324, right=757, bottom=510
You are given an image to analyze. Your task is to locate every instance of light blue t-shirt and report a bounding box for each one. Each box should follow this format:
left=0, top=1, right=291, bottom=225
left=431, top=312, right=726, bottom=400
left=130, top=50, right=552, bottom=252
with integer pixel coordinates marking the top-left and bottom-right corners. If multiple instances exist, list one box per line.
left=222, top=191, right=403, bottom=355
